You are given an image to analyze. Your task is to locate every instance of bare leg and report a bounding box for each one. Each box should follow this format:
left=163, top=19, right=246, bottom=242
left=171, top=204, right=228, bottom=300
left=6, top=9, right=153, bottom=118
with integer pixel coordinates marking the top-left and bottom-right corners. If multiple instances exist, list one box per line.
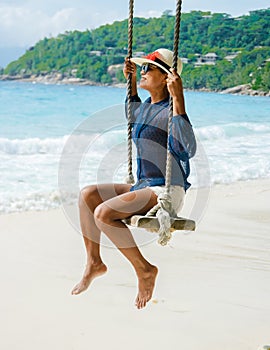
left=71, top=238, right=107, bottom=295
left=94, top=188, right=159, bottom=309
left=71, top=183, right=131, bottom=295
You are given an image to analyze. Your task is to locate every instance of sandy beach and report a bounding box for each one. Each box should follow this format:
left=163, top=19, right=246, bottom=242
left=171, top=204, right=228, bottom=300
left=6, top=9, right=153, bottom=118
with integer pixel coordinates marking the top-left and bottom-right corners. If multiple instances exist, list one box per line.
left=1, top=178, right=270, bottom=350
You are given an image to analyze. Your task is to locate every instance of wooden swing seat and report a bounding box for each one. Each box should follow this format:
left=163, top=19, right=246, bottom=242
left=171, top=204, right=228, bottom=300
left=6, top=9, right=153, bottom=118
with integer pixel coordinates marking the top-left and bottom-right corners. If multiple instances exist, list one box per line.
left=124, top=215, right=196, bottom=232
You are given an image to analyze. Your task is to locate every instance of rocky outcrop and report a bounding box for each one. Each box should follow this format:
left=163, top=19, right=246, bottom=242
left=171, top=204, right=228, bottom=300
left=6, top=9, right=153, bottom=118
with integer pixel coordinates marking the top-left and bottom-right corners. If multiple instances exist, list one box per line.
left=0, top=73, right=98, bottom=86
left=107, top=64, right=124, bottom=77
left=220, top=84, right=270, bottom=96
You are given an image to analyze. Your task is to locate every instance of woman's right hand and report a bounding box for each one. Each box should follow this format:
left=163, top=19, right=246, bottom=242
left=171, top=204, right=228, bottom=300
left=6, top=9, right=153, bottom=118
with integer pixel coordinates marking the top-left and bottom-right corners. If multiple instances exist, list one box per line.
left=123, top=58, right=137, bottom=80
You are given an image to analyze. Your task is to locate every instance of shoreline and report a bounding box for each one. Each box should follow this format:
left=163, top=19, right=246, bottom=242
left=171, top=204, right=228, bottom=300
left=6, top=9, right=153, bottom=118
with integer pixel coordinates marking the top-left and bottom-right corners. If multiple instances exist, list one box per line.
left=0, top=177, right=269, bottom=217
left=1, top=73, right=269, bottom=96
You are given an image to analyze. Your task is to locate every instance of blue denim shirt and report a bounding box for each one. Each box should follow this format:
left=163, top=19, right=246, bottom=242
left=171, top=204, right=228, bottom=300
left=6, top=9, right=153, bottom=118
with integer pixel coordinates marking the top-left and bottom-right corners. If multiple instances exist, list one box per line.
left=127, top=94, right=196, bottom=192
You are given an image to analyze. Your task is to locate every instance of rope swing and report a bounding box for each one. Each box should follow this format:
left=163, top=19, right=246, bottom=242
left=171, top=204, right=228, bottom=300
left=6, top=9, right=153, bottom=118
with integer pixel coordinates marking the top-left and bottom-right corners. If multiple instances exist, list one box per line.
left=124, top=0, right=196, bottom=245
left=125, top=0, right=135, bottom=185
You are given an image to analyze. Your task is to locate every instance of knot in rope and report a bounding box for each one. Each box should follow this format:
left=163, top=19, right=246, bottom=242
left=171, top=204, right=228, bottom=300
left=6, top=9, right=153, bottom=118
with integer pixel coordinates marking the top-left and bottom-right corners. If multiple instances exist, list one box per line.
left=146, top=192, right=176, bottom=246
left=124, top=174, right=135, bottom=184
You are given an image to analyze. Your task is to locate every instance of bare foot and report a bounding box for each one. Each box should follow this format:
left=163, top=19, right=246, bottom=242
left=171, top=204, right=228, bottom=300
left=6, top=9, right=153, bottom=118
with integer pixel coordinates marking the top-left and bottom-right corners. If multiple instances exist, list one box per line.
left=71, top=262, right=107, bottom=295
left=135, top=265, right=158, bottom=309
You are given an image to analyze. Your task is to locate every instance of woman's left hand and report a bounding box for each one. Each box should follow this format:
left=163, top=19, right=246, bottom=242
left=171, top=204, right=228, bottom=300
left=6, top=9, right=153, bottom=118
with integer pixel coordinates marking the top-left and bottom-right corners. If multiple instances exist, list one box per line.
left=166, top=68, right=184, bottom=98
left=166, top=68, right=186, bottom=115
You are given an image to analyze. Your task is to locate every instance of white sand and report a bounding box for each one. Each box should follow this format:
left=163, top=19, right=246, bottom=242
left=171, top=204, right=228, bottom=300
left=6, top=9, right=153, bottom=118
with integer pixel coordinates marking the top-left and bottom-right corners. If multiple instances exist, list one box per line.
left=0, top=179, right=270, bottom=350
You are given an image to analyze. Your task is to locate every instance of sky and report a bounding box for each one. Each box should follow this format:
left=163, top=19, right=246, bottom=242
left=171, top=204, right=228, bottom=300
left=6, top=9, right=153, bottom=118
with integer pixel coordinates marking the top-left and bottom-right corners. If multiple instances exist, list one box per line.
left=0, top=0, right=269, bottom=66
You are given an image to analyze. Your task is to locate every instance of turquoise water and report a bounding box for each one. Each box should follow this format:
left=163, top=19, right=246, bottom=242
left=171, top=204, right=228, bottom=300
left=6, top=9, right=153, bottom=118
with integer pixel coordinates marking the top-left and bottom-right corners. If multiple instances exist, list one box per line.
left=0, top=81, right=270, bottom=213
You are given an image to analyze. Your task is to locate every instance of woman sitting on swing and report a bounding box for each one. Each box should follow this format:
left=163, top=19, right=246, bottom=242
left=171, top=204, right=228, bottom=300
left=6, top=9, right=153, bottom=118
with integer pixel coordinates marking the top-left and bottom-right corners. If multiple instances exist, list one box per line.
left=71, top=48, right=196, bottom=309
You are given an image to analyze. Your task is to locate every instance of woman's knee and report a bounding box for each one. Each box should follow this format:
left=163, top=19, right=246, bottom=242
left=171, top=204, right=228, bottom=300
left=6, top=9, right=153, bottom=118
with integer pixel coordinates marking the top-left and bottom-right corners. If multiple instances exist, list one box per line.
left=79, top=185, right=99, bottom=211
left=94, top=203, right=112, bottom=225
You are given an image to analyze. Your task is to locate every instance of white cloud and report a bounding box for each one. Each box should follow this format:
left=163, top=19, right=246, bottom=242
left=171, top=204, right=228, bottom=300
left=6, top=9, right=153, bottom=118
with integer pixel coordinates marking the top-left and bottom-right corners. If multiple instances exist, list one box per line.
left=0, top=6, right=47, bottom=46
left=0, top=5, right=108, bottom=48
left=136, top=10, right=163, bottom=19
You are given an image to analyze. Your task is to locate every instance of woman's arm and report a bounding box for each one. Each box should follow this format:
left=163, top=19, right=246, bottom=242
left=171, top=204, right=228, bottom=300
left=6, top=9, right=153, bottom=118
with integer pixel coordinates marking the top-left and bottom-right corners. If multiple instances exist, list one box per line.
left=166, top=68, right=186, bottom=116
left=123, top=57, right=138, bottom=97
left=170, top=116, right=197, bottom=160
left=123, top=58, right=141, bottom=122
left=166, top=69, right=196, bottom=159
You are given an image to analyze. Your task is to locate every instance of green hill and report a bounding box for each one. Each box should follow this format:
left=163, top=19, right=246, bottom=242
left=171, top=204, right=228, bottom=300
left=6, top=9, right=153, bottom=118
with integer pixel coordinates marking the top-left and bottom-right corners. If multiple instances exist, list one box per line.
left=2, top=9, right=270, bottom=91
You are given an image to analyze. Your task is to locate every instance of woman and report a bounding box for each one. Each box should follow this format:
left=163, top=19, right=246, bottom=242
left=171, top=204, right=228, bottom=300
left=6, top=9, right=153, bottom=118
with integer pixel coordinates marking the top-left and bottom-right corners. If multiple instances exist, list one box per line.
left=71, top=48, right=196, bottom=309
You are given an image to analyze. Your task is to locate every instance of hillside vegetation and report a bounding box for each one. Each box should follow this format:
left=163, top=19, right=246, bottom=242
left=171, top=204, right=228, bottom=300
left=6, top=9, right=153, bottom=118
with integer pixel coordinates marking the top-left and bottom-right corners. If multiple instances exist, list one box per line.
left=2, top=9, right=270, bottom=91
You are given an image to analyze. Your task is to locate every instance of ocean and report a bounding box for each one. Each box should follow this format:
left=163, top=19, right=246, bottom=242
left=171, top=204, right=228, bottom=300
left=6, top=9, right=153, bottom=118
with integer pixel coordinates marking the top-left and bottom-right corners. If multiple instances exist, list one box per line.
left=0, top=81, right=270, bottom=214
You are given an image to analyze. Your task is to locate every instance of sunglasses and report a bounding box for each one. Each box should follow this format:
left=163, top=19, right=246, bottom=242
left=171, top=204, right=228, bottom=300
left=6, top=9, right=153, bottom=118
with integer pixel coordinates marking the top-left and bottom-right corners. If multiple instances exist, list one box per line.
left=140, top=63, right=165, bottom=74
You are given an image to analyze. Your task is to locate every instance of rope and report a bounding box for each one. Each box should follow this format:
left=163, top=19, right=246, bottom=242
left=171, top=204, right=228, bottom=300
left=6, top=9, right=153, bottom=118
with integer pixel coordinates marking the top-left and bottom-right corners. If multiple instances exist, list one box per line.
left=125, top=0, right=135, bottom=184
left=165, top=0, right=182, bottom=196
left=146, top=0, right=183, bottom=246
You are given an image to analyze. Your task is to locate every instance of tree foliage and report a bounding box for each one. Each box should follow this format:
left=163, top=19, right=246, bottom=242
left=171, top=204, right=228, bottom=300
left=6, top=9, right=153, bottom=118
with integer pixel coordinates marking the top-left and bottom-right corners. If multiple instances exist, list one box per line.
left=3, top=9, right=270, bottom=90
